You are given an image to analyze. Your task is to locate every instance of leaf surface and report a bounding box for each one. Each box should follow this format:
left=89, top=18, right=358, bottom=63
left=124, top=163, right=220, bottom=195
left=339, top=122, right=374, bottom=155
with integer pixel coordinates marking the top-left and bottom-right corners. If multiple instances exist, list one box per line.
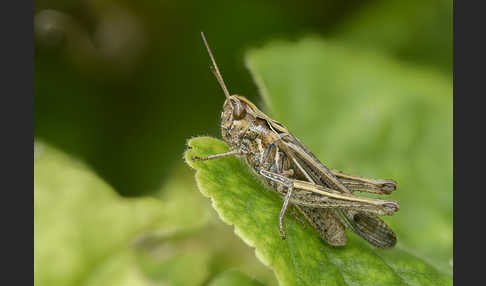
left=185, top=37, right=452, bottom=285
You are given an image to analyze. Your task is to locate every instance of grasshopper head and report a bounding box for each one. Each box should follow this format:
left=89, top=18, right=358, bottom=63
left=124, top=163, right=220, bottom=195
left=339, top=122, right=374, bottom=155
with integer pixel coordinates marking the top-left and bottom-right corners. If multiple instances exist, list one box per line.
left=200, top=32, right=254, bottom=147
left=221, top=95, right=251, bottom=146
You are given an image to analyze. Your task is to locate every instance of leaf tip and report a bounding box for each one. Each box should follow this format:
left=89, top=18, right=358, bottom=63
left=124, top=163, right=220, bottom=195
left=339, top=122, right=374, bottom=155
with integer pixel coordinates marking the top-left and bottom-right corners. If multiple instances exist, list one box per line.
left=184, top=136, right=218, bottom=168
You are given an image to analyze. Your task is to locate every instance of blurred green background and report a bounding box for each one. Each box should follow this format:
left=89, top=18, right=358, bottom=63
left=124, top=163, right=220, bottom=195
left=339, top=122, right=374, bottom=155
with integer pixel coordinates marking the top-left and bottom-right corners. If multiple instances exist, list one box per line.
left=34, top=0, right=452, bottom=285
left=34, top=0, right=451, bottom=197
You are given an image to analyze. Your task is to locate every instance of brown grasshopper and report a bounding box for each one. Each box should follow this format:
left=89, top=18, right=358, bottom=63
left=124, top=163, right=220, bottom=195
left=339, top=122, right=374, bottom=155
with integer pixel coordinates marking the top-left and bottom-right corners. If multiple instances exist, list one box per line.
left=192, top=32, right=400, bottom=248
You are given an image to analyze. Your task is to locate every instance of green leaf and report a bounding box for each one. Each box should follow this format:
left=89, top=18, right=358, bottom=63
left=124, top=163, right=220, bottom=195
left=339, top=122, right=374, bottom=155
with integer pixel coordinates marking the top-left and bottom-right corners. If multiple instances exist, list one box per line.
left=185, top=137, right=451, bottom=286
left=245, top=37, right=453, bottom=274
left=334, top=0, right=452, bottom=75
left=135, top=244, right=212, bottom=286
left=185, top=37, right=452, bottom=285
left=34, top=141, right=211, bottom=286
left=208, top=269, right=264, bottom=286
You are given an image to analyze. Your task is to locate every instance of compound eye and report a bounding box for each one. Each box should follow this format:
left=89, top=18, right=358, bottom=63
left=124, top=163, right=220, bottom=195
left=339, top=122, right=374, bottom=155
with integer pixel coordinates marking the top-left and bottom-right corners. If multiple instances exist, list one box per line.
left=232, top=101, right=246, bottom=120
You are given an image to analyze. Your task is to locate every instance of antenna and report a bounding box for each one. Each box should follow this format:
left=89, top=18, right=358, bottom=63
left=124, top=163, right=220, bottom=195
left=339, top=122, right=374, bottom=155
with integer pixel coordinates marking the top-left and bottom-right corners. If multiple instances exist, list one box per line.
left=201, top=32, right=232, bottom=101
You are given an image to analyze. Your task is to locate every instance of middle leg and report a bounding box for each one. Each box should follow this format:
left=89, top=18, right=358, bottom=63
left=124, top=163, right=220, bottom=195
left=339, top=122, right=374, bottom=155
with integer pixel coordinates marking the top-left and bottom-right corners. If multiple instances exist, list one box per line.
left=259, top=168, right=295, bottom=239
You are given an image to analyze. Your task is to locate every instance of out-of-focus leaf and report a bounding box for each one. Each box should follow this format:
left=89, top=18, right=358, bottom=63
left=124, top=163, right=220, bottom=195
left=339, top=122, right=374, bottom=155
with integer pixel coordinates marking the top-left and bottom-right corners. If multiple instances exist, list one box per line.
left=208, top=269, right=264, bottom=286
left=334, top=0, right=452, bottom=75
left=34, top=141, right=211, bottom=286
left=135, top=244, right=211, bottom=286
left=83, top=250, right=149, bottom=286
left=193, top=217, right=279, bottom=286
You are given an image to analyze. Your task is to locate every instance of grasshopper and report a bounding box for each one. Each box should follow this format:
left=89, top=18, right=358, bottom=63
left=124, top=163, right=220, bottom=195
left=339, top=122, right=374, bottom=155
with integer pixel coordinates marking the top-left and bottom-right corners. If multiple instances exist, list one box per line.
left=193, top=32, right=400, bottom=248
